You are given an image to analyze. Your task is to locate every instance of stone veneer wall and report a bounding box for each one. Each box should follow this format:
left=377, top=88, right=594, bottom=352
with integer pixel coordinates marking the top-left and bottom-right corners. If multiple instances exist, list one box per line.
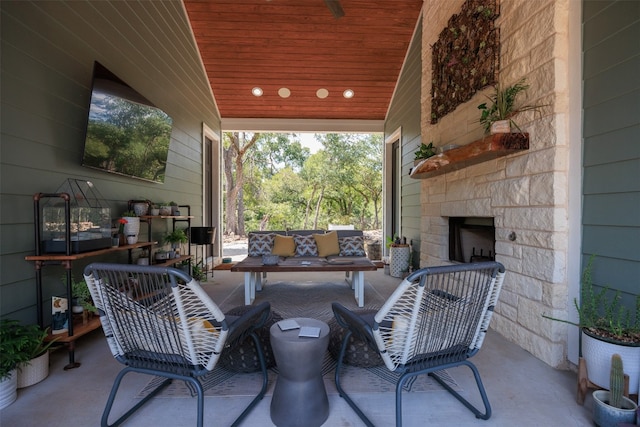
left=419, top=0, right=573, bottom=368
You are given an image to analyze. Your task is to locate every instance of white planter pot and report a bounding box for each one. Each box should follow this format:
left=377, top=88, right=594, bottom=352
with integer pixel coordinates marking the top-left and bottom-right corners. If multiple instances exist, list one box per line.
left=389, top=245, right=410, bottom=278
left=122, top=216, right=140, bottom=238
left=592, top=390, right=637, bottom=427
left=582, top=329, right=640, bottom=394
left=132, top=202, right=149, bottom=216
left=17, top=351, right=49, bottom=388
left=490, top=120, right=511, bottom=134
left=0, top=369, right=17, bottom=410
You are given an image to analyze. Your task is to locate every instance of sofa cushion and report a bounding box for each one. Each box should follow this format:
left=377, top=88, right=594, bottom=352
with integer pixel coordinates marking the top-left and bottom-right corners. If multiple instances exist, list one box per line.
left=314, top=231, right=340, bottom=257
left=272, top=235, right=296, bottom=257
left=248, top=232, right=275, bottom=256
left=293, top=234, right=319, bottom=256
left=338, top=235, right=366, bottom=256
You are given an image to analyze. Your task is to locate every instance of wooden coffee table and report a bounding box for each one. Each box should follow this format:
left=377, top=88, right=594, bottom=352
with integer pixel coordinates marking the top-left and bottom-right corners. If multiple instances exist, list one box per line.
left=231, top=257, right=377, bottom=306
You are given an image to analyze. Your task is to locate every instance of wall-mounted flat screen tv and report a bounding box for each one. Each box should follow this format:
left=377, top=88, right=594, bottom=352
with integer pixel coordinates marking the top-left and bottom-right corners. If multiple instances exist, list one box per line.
left=82, top=62, right=172, bottom=183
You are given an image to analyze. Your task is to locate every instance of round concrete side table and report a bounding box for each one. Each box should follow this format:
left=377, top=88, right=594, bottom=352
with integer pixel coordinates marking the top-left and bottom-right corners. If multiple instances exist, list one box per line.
left=269, top=317, right=330, bottom=427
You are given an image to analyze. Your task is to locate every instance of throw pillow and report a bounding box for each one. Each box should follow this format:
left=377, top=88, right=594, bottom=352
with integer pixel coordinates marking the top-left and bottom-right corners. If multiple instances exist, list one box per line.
left=248, top=233, right=275, bottom=256
left=313, top=231, right=340, bottom=257
left=272, top=235, right=296, bottom=257
left=338, top=235, right=366, bottom=256
left=293, top=234, right=319, bottom=257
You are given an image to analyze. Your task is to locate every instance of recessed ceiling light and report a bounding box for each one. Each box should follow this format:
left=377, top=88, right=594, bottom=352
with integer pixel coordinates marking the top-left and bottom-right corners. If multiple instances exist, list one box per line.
left=316, top=88, right=329, bottom=99
left=278, top=87, right=291, bottom=98
left=252, top=87, right=263, bottom=97
left=343, top=89, right=354, bottom=98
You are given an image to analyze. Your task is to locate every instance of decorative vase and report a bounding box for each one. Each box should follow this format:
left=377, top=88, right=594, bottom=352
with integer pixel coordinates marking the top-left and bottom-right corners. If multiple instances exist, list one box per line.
left=592, top=390, right=637, bottom=427
left=582, top=329, right=640, bottom=394
left=111, top=236, right=119, bottom=248
left=122, top=216, right=140, bottom=238
left=159, top=206, right=172, bottom=216
left=0, top=369, right=17, bottom=410
left=150, top=208, right=160, bottom=216
left=389, top=245, right=410, bottom=278
left=132, top=202, right=149, bottom=216
left=126, top=235, right=138, bottom=245
left=17, top=351, right=49, bottom=389
left=119, top=234, right=126, bottom=246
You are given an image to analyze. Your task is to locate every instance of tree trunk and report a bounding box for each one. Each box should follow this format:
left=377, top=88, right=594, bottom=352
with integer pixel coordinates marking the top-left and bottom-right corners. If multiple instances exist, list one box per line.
left=313, top=186, right=325, bottom=229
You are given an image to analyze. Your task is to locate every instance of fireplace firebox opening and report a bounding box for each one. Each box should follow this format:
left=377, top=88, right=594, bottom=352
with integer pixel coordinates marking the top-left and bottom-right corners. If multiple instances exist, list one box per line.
left=449, top=217, right=495, bottom=263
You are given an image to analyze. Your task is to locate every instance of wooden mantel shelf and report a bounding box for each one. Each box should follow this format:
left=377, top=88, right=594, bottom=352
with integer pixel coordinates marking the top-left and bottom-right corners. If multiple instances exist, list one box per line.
left=409, top=133, right=529, bottom=179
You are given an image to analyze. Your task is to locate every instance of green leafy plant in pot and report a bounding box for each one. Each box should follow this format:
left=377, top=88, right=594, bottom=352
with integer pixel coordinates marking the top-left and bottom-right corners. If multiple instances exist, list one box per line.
left=414, top=142, right=437, bottom=161
left=543, top=256, right=640, bottom=400
left=69, top=275, right=98, bottom=314
left=165, top=229, right=188, bottom=250
left=15, top=324, right=59, bottom=388
left=477, top=78, right=546, bottom=134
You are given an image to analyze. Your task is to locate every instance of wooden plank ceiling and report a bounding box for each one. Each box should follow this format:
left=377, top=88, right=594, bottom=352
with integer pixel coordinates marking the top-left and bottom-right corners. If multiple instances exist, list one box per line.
left=183, top=0, right=423, bottom=121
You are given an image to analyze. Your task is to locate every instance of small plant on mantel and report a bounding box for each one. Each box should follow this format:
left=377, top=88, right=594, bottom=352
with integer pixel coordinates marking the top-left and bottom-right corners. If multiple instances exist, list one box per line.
left=477, top=78, right=547, bottom=134
left=414, top=141, right=437, bottom=161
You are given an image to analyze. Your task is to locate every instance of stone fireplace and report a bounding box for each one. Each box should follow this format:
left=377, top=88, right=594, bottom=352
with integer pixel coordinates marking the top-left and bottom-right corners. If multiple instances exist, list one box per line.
left=449, top=217, right=495, bottom=263
left=416, top=0, right=575, bottom=369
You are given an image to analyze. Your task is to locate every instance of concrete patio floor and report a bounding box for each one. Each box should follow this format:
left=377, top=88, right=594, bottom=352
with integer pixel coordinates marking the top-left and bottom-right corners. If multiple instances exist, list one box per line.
left=0, top=268, right=594, bottom=426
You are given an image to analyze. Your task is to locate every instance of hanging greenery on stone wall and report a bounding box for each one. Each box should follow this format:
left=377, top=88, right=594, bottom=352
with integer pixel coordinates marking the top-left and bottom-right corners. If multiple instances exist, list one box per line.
left=430, top=0, right=500, bottom=124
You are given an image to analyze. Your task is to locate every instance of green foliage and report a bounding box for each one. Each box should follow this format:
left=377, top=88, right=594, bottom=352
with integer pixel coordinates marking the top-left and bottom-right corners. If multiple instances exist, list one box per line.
left=69, top=276, right=98, bottom=313
left=121, top=210, right=137, bottom=217
left=477, top=78, right=545, bottom=133
left=414, top=142, right=437, bottom=160
left=225, top=132, right=383, bottom=233
left=0, top=320, right=58, bottom=379
left=164, top=229, right=188, bottom=245
left=609, top=354, right=624, bottom=409
left=191, top=261, right=205, bottom=282
left=543, top=256, right=640, bottom=344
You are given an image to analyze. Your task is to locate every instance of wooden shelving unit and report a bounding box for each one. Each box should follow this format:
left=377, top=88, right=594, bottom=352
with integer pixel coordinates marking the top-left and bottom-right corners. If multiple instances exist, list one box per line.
left=409, top=133, right=529, bottom=179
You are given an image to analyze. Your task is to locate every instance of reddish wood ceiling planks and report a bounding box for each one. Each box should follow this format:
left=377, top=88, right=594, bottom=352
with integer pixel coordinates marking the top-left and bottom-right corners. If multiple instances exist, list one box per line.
left=183, top=0, right=422, bottom=120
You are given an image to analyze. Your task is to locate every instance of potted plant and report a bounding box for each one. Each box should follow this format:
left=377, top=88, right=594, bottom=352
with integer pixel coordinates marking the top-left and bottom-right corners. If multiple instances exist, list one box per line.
left=70, top=276, right=97, bottom=315
left=386, top=235, right=410, bottom=278
left=543, top=256, right=640, bottom=397
left=157, top=202, right=172, bottom=216
left=149, top=203, right=160, bottom=216
left=477, top=78, right=546, bottom=134
left=414, top=141, right=437, bottom=164
left=121, top=210, right=140, bottom=240
left=169, top=201, right=179, bottom=215
left=592, top=354, right=638, bottom=427
left=0, top=319, right=33, bottom=408
left=16, top=324, right=59, bottom=389
left=165, top=229, right=188, bottom=251
left=191, top=260, right=206, bottom=282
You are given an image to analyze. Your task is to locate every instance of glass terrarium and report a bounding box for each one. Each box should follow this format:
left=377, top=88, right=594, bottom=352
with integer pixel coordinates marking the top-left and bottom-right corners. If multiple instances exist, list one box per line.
left=40, top=179, right=112, bottom=253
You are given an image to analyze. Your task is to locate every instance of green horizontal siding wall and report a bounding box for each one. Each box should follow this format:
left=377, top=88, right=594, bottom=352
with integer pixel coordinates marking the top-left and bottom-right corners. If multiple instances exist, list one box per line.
left=385, top=18, right=422, bottom=270
left=582, top=0, right=640, bottom=300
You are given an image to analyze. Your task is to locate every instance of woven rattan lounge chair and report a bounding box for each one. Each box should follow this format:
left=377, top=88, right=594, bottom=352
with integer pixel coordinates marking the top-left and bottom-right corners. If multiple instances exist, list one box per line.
left=83, top=263, right=270, bottom=427
left=332, top=261, right=506, bottom=426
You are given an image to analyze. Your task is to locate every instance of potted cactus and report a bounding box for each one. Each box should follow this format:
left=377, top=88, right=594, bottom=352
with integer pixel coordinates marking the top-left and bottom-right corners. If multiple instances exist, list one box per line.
left=592, top=354, right=638, bottom=427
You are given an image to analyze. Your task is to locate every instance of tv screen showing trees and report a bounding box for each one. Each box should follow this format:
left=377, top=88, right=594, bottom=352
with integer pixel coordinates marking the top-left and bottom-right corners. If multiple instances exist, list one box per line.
left=82, top=62, right=172, bottom=183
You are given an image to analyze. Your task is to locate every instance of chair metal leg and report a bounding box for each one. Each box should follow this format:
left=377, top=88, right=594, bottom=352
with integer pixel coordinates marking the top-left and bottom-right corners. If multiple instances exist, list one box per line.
left=230, top=332, right=269, bottom=427
left=102, top=367, right=172, bottom=427
left=429, top=361, right=492, bottom=420
left=334, top=330, right=375, bottom=427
